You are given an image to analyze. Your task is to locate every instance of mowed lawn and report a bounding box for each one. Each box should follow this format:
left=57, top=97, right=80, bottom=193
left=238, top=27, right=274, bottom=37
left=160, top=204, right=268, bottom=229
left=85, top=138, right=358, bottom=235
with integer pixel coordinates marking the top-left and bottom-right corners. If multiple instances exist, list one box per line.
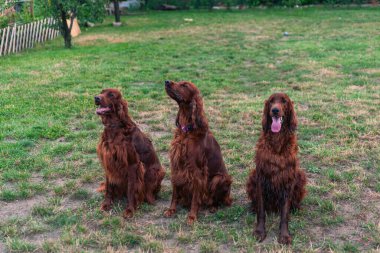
left=1, top=7, right=380, bottom=252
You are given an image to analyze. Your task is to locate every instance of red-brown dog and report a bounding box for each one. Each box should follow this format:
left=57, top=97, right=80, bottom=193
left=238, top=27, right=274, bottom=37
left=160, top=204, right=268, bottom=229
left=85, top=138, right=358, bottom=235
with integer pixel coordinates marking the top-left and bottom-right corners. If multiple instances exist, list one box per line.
left=164, top=80, right=232, bottom=225
left=95, top=88, right=165, bottom=218
left=246, top=93, right=307, bottom=244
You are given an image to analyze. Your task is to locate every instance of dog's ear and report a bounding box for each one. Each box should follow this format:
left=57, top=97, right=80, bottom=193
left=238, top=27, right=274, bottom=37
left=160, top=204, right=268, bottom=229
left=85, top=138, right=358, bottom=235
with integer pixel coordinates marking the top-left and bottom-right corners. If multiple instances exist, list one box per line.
left=287, top=100, right=298, bottom=132
left=175, top=111, right=180, bottom=128
left=117, top=99, right=129, bottom=124
left=262, top=99, right=271, bottom=132
left=192, top=94, right=208, bottom=130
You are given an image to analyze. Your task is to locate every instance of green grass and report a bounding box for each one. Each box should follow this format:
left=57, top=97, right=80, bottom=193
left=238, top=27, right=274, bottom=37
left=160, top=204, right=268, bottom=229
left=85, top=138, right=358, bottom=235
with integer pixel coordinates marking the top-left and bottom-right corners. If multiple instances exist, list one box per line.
left=1, top=7, right=380, bottom=252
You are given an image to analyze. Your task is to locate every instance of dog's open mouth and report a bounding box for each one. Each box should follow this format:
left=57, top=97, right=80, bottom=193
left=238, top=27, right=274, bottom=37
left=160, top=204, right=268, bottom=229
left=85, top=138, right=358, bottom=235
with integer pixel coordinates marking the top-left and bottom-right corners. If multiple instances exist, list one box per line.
left=271, top=116, right=283, bottom=133
left=96, top=106, right=111, bottom=115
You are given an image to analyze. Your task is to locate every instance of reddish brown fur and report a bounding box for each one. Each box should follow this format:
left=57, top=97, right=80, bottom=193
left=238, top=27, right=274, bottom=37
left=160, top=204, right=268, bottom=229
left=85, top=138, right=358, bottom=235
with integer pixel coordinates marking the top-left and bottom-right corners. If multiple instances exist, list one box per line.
left=95, top=88, right=165, bottom=218
left=246, top=93, right=307, bottom=244
left=163, top=81, right=232, bottom=225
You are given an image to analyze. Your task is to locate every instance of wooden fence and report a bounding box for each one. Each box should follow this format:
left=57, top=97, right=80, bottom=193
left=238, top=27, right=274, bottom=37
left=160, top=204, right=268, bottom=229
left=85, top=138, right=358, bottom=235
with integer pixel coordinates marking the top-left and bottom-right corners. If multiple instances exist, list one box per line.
left=0, top=18, right=60, bottom=57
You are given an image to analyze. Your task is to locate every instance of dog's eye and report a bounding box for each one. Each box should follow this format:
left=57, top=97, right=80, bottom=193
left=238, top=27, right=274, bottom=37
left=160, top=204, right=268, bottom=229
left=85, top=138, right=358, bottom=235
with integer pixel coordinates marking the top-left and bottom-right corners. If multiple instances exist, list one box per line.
left=108, top=93, right=114, bottom=98
left=282, top=99, right=287, bottom=104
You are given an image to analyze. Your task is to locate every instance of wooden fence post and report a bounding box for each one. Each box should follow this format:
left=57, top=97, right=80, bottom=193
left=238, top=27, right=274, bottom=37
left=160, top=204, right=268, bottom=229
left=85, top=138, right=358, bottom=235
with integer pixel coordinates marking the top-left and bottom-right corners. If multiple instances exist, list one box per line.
left=0, top=18, right=60, bottom=57
left=4, top=26, right=11, bottom=56
left=44, top=18, right=49, bottom=42
left=28, top=23, right=32, bottom=48
left=42, top=18, right=48, bottom=42
left=8, top=24, right=14, bottom=54
left=22, top=24, right=27, bottom=50
left=12, top=24, right=17, bottom=53
left=0, top=28, right=5, bottom=56
left=18, top=25, right=23, bottom=52
left=34, top=20, right=40, bottom=44
left=38, top=19, right=43, bottom=43
left=31, top=21, right=36, bottom=47
left=49, top=18, right=53, bottom=40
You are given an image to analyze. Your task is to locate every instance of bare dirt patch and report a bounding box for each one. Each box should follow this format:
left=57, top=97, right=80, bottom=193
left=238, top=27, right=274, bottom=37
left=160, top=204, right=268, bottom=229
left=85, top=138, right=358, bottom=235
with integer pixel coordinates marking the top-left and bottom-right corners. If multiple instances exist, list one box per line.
left=25, top=229, right=61, bottom=247
left=61, top=197, right=83, bottom=210
left=54, top=91, right=77, bottom=99
left=74, top=34, right=125, bottom=45
left=319, top=68, right=341, bottom=78
left=360, top=68, right=380, bottom=74
left=30, top=173, right=44, bottom=184
left=75, top=21, right=269, bottom=47
left=0, top=196, right=47, bottom=218
left=29, top=70, right=41, bottom=76
left=137, top=123, right=170, bottom=139
left=0, top=242, right=6, bottom=253
left=81, top=182, right=103, bottom=193
left=348, top=85, right=365, bottom=91
left=75, top=26, right=206, bottom=46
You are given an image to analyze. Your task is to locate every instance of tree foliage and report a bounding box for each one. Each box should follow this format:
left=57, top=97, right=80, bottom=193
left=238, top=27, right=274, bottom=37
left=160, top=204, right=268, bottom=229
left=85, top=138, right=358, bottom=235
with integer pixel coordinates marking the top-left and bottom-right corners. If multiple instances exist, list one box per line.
left=43, top=0, right=106, bottom=48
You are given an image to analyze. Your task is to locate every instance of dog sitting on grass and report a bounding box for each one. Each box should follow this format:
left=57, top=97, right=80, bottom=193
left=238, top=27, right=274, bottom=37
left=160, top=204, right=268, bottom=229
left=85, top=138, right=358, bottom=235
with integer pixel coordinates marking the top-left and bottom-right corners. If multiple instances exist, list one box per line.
left=163, top=80, right=232, bottom=225
left=246, top=93, right=307, bottom=244
left=95, top=88, right=165, bottom=218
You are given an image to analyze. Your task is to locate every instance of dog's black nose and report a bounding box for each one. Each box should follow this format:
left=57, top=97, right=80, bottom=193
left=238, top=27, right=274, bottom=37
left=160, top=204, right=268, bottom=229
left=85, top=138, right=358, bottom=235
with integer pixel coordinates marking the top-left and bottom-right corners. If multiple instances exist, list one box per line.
left=272, top=108, right=279, bottom=114
left=94, top=96, right=101, bottom=103
left=165, top=80, right=171, bottom=87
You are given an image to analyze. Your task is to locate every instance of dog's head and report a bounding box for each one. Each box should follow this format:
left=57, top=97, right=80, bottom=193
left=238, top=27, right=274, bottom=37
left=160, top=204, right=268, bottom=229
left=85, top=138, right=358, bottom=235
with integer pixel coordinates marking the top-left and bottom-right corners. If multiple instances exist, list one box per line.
left=164, top=80, right=200, bottom=104
left=165, top=80, right=208, bottom=132
left=262, top=93, right=297, bottom=133
left=94, top=89, right=129, bottom=124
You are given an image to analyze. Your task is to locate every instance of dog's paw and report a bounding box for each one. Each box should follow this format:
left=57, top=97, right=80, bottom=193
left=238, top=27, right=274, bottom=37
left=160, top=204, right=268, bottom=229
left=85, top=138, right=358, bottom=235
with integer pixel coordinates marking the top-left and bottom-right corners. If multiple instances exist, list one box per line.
left=187, top=215, right=196, bottom=226
left=253, top=229, right=267, bottom=242
left=123, top=209, right=134, bottom=219
left=164, top=209, right=176, bottom=217
left=278, top=233, right=292, bottom=245
left=100, top=201, right=111, bottom=211
left=224, top=196, right=232, bottom=206
left=145, top=194, right=155, bottom=205
left=96, top=182, right=106, bottom=193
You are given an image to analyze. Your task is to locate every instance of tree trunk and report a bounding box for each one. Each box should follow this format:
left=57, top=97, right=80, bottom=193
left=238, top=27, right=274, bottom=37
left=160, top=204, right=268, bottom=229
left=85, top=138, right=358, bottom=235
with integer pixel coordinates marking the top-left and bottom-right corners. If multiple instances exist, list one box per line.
left=208, top=0, right=214, bottom=10
left=195, top=0, right=201, bottom=9
left=113, top=1, right=121, bottom=23
left=30, top=0, right=34, bottom=19
left=60, top=8, right=71, bottom=48
left=142, top=0, right=149, bottom=10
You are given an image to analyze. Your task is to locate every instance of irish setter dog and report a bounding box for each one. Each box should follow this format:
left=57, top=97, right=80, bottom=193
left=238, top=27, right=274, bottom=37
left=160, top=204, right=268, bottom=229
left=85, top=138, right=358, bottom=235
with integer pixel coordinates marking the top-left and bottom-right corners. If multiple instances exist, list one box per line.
left=164, top=80, right=232, bottom=225
left=95, top=88, right=165, bottom=218
left=246, top=93, right=307, bottom=244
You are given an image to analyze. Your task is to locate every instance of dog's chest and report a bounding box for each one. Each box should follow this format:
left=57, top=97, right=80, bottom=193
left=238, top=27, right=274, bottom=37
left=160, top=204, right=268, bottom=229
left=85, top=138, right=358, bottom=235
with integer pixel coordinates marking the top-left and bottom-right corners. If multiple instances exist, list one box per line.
left=170, top=136, right=203, bottom=166
left=97, top=137, right=131, bottom=185
left=258, top=155, right=298, bottom=192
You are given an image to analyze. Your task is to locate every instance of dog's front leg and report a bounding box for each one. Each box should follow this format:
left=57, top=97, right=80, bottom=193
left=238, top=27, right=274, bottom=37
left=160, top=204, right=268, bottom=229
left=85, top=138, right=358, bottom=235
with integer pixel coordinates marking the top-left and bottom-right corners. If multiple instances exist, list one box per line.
left=101, top=177, right=115, bottom=211
left=254, top=180, right=266, bottom=242
left=279, top=192, right=292, bottom=244
left=124, top=168, right=136, bottom=219
left=187, top=186, right=201, bottom=226
left=164, top=184, right=178, bottom=217
left=124, top=163, right=144, bottom=219
left=188, top=167, right=204, bottom=225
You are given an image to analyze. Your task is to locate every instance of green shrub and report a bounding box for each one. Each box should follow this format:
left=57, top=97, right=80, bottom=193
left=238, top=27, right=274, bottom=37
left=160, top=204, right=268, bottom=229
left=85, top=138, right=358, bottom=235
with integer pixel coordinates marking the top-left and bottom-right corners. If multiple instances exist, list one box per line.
left=0, top=16, right=10, bottom=28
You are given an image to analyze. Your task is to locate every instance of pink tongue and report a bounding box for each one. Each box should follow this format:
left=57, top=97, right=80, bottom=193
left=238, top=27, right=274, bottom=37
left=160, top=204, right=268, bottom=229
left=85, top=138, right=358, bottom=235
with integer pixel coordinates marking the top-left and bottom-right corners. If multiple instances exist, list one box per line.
left=271, top=117, right=281, bottom=133
left=96, top=107, right=110, bottom=114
